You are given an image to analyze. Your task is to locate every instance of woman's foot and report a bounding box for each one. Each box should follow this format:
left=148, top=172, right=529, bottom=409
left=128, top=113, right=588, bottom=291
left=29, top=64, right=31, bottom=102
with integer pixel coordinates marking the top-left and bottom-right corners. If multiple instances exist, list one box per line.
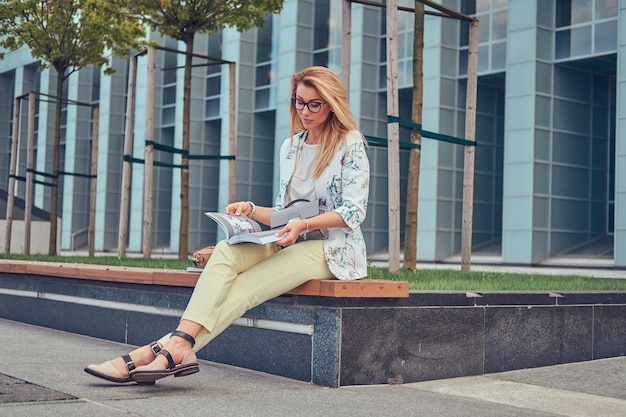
left=84, top=341, right=162, bottom=383
left=130, top=330, right=199, bottom=383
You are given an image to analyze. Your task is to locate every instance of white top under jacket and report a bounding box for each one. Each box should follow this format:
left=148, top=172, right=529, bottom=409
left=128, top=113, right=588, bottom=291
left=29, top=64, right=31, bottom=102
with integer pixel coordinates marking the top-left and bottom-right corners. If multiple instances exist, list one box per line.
left=275, top=130, right=370, bottom=280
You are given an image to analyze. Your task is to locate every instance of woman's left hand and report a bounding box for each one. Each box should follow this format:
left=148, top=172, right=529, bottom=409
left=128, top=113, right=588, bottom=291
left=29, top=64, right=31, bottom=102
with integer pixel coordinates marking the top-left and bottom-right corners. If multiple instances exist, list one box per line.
left=274, top=219, right=307, bottom=246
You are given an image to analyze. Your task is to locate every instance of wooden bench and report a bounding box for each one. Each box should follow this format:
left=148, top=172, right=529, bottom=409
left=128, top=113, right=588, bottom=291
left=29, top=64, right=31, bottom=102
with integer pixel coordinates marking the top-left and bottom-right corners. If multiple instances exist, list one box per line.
left=0, top=260, right=409, bottom=298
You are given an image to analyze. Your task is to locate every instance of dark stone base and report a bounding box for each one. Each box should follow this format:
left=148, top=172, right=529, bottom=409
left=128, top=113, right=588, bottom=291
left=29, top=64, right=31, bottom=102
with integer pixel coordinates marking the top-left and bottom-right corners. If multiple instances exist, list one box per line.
left=1, top=273, right=625, bottom=387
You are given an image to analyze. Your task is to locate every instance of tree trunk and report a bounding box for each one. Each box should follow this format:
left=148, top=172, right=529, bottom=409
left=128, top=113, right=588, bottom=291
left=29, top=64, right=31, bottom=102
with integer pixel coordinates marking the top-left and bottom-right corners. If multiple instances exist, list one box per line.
left=178, top=37, right=194, bottom=260
left=403, top=1, right=424, bottom=270
left=49, top=70, right=65, bottom=255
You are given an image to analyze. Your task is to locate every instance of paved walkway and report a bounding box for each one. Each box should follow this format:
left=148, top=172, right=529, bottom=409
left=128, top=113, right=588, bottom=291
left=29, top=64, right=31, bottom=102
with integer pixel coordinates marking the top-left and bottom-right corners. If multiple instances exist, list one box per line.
left=1, top=318, right=625, bottom=417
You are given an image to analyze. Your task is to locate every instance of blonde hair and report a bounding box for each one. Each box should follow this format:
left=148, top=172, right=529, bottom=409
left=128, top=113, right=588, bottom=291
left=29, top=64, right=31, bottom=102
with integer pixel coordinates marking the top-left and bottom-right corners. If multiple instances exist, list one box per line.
left=289, top=66, right=362, bottom=178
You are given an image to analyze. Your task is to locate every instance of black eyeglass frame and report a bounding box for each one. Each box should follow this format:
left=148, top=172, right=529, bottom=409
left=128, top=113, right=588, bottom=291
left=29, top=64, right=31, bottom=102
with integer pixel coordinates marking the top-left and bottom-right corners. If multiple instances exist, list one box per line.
left=291, top=97, right=327, bottom=114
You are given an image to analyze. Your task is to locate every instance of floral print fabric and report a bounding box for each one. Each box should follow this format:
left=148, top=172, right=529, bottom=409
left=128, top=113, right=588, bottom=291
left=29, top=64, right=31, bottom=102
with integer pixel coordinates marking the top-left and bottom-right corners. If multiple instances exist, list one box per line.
left=275, top=130, right=370, bottom=280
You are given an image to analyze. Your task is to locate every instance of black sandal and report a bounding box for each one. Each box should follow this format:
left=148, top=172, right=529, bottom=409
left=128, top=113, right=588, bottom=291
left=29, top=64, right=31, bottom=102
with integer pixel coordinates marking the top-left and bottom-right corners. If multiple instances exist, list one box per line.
left=84, top=341, right=162, bottom=384
left=130, top=330, right=200, bottom=383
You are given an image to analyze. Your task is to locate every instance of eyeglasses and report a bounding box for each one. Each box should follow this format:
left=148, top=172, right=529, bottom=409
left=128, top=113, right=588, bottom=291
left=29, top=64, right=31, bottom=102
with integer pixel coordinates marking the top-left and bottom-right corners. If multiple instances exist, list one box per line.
left=291, top=97, right=327, bottom=113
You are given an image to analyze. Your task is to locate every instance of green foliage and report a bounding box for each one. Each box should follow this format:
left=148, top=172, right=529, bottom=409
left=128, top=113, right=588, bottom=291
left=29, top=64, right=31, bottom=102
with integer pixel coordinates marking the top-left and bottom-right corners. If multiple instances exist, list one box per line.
left=0, top=0, right=146, bottom=76
left=129, top=0, right=284, bottom=42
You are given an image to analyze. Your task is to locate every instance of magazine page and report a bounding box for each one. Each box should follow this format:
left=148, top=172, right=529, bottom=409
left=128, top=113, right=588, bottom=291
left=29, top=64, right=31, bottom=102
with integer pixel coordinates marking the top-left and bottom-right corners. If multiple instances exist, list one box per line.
left=227, top=229, right=284, bottom=245
left=204, top=212, right=262, bottom=238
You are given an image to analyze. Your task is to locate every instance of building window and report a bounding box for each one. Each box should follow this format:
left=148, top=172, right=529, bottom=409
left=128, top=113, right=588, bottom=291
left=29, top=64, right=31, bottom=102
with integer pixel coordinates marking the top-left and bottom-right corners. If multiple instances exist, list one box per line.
left=378, top=6, right=415, bottom=89
left=205, top=31, right=222, bottom=119
left=313, top=0, right=331, bottom=67
left=254, top=15, right=276, bottom=111
left=555, top=0, right=618, bottom=60
left=459, top=0, right=508, bottom=76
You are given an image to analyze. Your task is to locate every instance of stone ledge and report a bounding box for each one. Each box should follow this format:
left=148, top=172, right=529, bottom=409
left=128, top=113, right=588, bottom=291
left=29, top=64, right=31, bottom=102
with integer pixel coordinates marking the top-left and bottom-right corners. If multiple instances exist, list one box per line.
left=2, top=261, right=625, bottom=387
left=0, top=260, right=409, bottom=298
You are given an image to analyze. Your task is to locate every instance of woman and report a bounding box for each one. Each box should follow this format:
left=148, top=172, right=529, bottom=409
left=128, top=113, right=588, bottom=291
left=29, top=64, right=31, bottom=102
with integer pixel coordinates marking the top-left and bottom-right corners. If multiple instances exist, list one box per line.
left=84, top=66, right=370, bottom=384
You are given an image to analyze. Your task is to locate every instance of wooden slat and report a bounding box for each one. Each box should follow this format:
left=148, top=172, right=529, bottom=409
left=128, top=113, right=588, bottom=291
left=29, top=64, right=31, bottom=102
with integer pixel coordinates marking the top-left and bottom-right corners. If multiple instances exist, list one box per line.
left=0, top=260, right=27, bottom=274
left=0, top=260, right=409, bottom=298
left=152, top=269, right=199, bottom=287
left=315, top=279, right=409, bottom=298
left=287, top=279, right=322, bottom=296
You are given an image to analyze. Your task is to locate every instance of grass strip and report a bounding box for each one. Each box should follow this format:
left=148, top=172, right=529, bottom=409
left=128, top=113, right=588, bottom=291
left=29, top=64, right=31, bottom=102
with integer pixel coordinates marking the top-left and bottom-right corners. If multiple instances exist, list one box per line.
left=1, top=254, right=625, bottom=291
left=369, top=266, right=626, bottom=291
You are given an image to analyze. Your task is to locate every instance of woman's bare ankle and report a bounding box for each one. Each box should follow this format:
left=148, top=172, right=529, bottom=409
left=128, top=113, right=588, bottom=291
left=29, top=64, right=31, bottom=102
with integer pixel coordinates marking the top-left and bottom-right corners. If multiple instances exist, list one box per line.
left=154, top=337, right=191, bottom=367
left=111, top=343, right=162, bottom=376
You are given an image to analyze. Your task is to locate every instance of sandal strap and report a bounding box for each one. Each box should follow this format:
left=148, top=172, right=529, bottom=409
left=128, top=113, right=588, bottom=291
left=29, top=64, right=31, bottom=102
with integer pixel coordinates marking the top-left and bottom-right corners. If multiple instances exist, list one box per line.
left=121, top=353, right=136, bottom=372
left=158, top=349, right=176, bottom=370
left=120, top=343, right=161, bottom=374
left=170, top=330, right=196, bottom=347
left=149, top=341, right=162, bottom=356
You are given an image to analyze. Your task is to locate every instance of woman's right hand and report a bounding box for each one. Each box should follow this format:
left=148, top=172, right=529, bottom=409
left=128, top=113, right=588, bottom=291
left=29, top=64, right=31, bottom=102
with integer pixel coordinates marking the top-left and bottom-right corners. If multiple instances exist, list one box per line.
left=226, top=201, right=255, bottom=217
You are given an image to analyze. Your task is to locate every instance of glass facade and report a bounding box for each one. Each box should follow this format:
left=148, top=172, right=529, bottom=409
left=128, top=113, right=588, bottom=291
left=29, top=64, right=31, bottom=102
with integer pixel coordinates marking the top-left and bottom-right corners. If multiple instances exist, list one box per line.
left=555, top=0, right=618, bottom=59
left=0, top=0, right=624, bottom=266
left=459, top=0, right=508, bottom=75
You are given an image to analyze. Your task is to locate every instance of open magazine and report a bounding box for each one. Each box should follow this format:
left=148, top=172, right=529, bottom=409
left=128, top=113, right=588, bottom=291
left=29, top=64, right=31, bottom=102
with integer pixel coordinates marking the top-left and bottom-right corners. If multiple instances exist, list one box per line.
left=204, top=212, right=284, bottom=245
left=205, top=200, right=319, bottom=245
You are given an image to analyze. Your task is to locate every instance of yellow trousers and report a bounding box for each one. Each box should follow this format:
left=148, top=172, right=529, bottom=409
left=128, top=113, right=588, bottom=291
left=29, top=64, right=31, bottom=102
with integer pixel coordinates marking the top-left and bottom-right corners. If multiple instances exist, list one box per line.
left=158, top=239, right=332, bottom=351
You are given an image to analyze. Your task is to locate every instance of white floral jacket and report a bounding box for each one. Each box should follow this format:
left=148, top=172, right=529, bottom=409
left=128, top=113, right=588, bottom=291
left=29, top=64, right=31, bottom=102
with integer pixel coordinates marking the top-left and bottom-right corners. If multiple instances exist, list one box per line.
left=275, top=130, right=370, bottom=280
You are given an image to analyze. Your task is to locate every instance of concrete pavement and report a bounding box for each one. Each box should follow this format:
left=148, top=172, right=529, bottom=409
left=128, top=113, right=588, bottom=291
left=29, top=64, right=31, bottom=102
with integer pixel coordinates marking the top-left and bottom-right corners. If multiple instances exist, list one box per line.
left=1, top=317, right=625, bottom=417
